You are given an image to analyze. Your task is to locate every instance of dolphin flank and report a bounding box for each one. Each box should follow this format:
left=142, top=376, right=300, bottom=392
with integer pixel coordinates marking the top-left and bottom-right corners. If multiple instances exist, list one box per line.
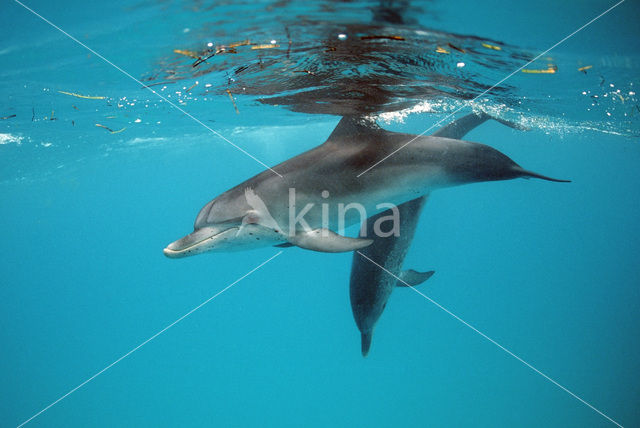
left=164, top=115, right=569, bottom=258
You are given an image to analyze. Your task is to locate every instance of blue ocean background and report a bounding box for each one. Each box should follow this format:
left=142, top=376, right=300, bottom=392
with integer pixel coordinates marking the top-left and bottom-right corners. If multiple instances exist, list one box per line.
left=1, top=1, right=639, bottom=427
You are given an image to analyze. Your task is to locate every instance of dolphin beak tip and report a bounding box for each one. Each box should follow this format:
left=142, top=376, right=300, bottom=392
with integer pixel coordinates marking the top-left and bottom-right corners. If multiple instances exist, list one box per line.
left=163, top=244, right=181, bottom=258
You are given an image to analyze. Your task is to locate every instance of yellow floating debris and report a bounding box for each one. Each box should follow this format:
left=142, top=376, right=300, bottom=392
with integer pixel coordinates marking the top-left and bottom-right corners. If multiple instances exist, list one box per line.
left=522, top=64, right=557, bottom=74
left=226, top=89, right=240, bottom=114
left=482, top=43, right=501, bottom=51
left=436, top=46, right=449, bottom=54
left=174, top=49, right=200, bottom=59
left=58, top=91, right=105, bottom=100
left=185, top=81, right=199, bottom=92
left=578, top=65, right=593, bottom=72
left=229, top=40, right=251, bottom=48
left=251, top=44, right=280, bottom=50
left=95, top=123, right=126, bottom=134
left=360, top=35, right=405, bottom=41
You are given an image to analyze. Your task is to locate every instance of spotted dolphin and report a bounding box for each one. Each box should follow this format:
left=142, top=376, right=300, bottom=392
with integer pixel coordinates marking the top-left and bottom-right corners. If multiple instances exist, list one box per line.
left=350, top=112, right=527, bottom=356
left=164, top=116, right=568, bottom=258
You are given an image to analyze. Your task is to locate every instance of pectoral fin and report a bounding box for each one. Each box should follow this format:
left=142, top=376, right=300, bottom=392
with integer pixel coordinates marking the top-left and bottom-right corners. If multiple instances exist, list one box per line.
left=288, top=229, right=373, bottom=253
left=396, top=269, right=435, bottom=287
left=236, top=210, right=260, bottom=237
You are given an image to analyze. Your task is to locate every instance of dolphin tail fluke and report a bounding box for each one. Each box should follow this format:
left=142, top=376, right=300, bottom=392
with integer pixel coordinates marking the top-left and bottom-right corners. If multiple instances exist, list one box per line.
left=513, top=167, right=571, bottom=183
left=361, top=332, right=373, bottom=357
left=432, top=112, right=528, bottom=141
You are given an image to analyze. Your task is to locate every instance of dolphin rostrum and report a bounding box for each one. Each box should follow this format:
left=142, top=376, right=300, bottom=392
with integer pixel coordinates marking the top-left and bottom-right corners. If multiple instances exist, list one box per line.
left=350, top=112, right=527, bottom=356
left=164, top=116, right=568, bottom=258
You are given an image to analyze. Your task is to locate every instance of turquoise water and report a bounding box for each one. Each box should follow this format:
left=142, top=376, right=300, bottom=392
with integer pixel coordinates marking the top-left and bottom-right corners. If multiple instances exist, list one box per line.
left=1, top=1, right=639, bottom=427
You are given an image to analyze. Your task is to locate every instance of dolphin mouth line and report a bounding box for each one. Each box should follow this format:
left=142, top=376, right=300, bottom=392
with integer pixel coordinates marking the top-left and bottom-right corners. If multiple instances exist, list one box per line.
left=163, top=227, right=239, bottom=257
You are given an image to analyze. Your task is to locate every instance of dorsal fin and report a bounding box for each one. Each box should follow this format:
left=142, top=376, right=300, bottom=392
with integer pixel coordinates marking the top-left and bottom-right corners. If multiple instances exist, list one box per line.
left=327, top=116, right=380, bottom=142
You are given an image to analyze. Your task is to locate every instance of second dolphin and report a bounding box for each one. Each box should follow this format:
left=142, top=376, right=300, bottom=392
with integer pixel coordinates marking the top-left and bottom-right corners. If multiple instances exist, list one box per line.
left=350, top=112, right=528, bottom=356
